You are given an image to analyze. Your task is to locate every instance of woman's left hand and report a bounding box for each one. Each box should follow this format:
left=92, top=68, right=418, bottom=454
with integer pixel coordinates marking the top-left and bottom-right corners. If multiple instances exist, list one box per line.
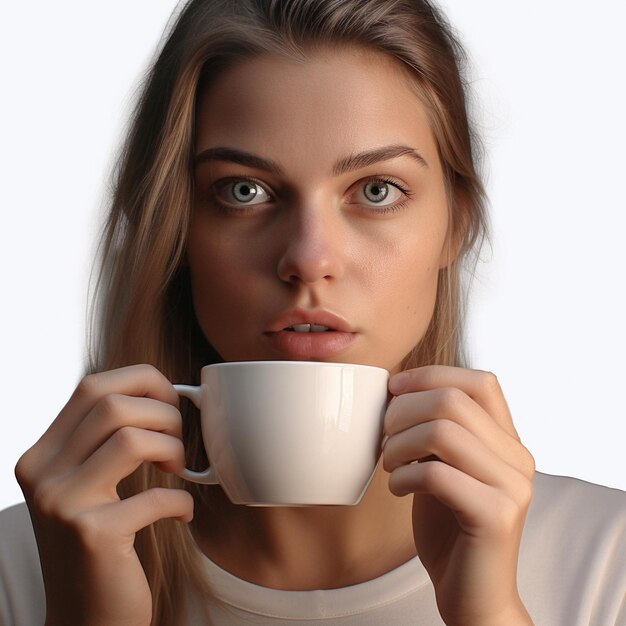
left=382, top=365, right=535, bottom=626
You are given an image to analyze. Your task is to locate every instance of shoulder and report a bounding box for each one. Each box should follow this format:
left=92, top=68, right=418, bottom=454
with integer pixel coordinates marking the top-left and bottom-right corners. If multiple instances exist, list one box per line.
left=529, top=470, right=626, bottom=534
left=524, top=470, right=626, bottom=560
left=0, top=502, right=46, bottom=625
left=519, top=471, right=626, bottom=625
left=533, top=472, right=626, bottom=515
left=525, top=470, right=626, bottom=556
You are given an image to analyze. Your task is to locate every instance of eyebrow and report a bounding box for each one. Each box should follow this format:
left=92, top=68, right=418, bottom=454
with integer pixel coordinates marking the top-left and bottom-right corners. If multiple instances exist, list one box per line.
left=194, top=144, right=428, bottom=176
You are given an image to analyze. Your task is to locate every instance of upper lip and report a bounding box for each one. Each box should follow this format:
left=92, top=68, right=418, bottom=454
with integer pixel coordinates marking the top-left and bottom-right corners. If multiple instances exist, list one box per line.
left=265, top=308, right=356, bottom=333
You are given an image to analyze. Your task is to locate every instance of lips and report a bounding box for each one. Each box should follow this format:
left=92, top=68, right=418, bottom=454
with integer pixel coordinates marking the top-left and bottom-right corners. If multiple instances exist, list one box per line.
left=264, top=308, right=357, bottom=358
left=265, top=308, right=355, bottom=333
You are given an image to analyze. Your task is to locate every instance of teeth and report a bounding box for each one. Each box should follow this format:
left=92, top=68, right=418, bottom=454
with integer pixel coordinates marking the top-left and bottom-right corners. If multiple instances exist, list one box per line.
left=311, top=324, right=330, bottom=332
left=292, top=324, right=311, bottom=332
left=287, top=324, right=331, bottom=332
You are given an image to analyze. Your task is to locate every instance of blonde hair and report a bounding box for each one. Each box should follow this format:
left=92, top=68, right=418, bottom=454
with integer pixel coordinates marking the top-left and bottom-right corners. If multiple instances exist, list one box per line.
left=86, top=0, right=490, bottom=623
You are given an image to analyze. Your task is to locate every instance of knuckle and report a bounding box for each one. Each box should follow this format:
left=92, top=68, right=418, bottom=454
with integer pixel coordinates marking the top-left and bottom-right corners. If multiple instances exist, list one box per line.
left=96, top=393, right=126, bottom=421
left=491, top=494, right=523, bottom=534
left=96, top=393, right=128, bottom=424
left=14, top=448, right=38, bottom=490
left=426, top=419, right=457, bottom=448
left=112, top=426, right=142, bottom=455
left=142, top=487, right=181, bottom=511
left=419, top=459, right=448, bottom=490
left=75, top=373, right=101, bottom=399
left=437, top=387, right=466, bottom=415
left=173, top=437, right=186, bottom=460
left=137, top=364, right=175, bottom=403
left=519, top=444, right=537, bottom=477
left=138, top=363, right=166, bottom=384
left=517, top=478, right=533, bottom=509
left=142, top=487, right=170, bottom=512
left=479, top=370, right=501, bottom=393
left=161, top=438, right=186, bottom=472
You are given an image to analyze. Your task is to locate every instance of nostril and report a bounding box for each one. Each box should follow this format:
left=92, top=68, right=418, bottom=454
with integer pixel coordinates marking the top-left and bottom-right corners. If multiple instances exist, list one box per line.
left=276, top=233, right=342, bottom=285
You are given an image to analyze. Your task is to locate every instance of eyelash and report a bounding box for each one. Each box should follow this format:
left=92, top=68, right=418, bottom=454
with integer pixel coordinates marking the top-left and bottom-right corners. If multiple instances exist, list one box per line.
left=365, top=177, right=414, bottom=214
left=208, top=176, right=414, bottom=216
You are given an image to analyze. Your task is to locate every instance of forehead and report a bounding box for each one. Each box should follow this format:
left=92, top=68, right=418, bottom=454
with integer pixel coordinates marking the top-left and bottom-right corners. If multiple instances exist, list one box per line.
left=194, top=46, right=438, bottom=174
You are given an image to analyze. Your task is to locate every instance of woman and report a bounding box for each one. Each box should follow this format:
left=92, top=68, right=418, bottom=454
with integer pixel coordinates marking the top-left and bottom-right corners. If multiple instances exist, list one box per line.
left=1, top=0, right=625, bottom=624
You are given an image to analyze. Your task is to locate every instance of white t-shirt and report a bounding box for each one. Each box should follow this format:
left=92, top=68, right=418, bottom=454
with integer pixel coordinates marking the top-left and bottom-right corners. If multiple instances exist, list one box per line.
left=1, top=471, right=625, bottom=625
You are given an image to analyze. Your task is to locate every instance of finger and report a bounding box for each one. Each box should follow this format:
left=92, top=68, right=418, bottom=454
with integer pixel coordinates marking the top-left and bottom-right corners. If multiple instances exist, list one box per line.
left=382, top=419, right=529, bottom=492
left=78, top=488, right=195, bottom=541
left=384, top=388, right=530, bottom=475
left=388, top=460, right=517, bottom=534
left=58, top=395, right=183, bottom=468
left=40, top=364, right=180, bottom=450
left=385, top=387, right=488, bottom=436
left=69, top=428, right=187, bottom=500
left=115, top=488, right=194, bottom=529
left=389, top=366, right=516, bottom=436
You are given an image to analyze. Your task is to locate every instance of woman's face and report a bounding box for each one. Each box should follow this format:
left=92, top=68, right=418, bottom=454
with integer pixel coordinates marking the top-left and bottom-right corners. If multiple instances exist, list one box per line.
left=188, top=46, right=453, bottom=374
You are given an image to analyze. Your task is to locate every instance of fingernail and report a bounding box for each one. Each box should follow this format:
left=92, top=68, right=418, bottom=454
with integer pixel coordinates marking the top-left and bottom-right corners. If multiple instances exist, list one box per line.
left=389, top=372, right=409, bottom=393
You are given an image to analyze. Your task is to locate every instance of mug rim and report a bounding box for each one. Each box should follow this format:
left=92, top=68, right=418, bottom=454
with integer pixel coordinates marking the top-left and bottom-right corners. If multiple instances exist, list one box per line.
left=200, top=360, right=389, bottom=375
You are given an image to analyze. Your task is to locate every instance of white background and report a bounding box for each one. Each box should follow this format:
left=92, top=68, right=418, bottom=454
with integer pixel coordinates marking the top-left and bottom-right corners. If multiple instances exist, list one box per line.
left=1, top=1, right=624, bottom=511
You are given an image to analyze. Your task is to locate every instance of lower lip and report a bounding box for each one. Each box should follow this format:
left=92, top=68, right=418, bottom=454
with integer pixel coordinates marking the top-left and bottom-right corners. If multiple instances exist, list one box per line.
left=264, top=331, right=357, bottom=359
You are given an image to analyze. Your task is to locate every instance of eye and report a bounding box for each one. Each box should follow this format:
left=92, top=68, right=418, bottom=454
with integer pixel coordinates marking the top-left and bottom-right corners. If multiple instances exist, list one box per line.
left=352, top=177, right=413, bottom=212
left=213, top=178, right=271, bottom=207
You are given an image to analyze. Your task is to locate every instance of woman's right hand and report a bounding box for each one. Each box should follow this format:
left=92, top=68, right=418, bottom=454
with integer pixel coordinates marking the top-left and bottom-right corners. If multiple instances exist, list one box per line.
left=14, top=364, right=194, bottom=626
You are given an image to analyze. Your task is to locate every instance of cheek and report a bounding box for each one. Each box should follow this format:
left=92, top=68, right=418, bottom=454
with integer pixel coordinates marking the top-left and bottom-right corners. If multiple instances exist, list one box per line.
left=375, top=222, right=443, bottom=298
left=186, top=229, right=250, bottom=329
left=392, top=263, right=439, bottom=331
left=376, top=229, right=444, bottom=339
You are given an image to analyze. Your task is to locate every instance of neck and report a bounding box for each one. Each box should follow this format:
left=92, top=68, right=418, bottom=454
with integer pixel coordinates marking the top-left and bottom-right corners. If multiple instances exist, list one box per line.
left=189, top=462, right=417, bottom=590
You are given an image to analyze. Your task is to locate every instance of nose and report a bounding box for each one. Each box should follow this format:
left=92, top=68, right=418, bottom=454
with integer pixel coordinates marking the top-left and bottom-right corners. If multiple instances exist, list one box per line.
left=276, top=207, right=345, bottom=286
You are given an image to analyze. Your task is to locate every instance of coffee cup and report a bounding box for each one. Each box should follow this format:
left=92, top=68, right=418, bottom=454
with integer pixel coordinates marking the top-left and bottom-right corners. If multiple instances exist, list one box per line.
left=174, top=360, right=389, bottom=506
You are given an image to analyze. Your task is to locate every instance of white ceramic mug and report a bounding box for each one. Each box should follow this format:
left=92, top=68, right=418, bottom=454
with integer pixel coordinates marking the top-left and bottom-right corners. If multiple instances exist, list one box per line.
left=174, top=360, right=389, bottom=506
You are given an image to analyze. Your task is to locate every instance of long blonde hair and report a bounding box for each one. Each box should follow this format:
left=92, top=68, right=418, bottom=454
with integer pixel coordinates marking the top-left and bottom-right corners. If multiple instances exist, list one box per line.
left=86, top=0, right=490, bottom=623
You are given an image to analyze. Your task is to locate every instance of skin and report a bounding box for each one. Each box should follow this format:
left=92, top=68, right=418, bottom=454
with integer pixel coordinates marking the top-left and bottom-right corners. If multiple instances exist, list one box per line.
left=188, top=47, right=452, bottom=372
left=15, top=46, right=535, bottom=626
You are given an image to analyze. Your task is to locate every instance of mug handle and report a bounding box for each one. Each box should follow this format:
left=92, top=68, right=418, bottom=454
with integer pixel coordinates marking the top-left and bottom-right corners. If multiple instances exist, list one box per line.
left=173, top=384, right=218, bottom=485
